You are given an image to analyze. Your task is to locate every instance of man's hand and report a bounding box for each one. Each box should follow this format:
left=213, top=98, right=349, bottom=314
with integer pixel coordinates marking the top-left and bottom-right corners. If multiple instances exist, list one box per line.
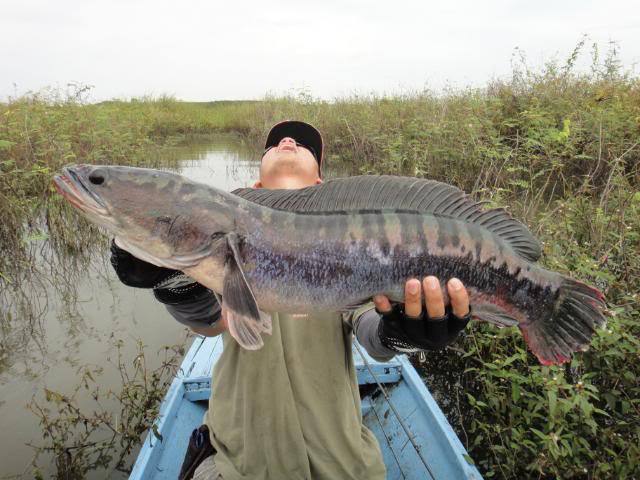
left=373, top=276, right=471, bottom=352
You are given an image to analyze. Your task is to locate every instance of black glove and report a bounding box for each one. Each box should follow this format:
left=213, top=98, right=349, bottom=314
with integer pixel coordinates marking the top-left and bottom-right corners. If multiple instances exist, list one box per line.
left=109, top=240, right=211, bottom=305
left=377, top=303, right=471, bottom=353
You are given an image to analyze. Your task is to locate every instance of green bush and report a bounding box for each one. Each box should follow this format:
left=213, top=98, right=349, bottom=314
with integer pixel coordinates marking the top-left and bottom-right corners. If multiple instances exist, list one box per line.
left=6, top=42, right=639, bottom=478
left=230, top=43, right=640, bottom=478
left=425, top=185, right=639, bottom=478
left=0, top=92, right=256, bottom=276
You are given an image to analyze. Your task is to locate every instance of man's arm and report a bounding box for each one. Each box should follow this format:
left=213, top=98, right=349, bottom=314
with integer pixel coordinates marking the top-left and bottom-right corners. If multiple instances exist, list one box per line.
left=162, top=290, right=226, bottom=337
left=190, top=323, right=226, bottom=337
left=349, top=306, right=397, bottom=362
left=110, top=240, right=227, bottom=337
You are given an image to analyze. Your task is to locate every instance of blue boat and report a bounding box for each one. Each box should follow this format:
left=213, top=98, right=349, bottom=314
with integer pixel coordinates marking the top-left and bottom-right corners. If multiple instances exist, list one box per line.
left=130, top=335, right=482, bottom=479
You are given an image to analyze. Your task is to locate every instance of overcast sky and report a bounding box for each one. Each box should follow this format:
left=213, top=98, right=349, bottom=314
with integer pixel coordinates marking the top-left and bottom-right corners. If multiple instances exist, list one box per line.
left=1, top=0, right=638, bottom=102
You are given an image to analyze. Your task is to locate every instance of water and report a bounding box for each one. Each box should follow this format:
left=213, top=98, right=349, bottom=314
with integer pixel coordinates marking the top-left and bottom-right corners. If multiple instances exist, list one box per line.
left=0, top=134, right=261, bottom=478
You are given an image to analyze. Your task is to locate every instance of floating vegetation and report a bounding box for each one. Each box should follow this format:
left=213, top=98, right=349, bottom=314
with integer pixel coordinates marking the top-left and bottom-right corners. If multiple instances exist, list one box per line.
left=28, top=338, right=187, bottom=479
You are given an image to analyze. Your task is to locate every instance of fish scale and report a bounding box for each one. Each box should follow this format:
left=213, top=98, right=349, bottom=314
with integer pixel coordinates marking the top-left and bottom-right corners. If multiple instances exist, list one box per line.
left=53, top=165, right=606, bottom=365
left=242, top=209, right=547, bottom=312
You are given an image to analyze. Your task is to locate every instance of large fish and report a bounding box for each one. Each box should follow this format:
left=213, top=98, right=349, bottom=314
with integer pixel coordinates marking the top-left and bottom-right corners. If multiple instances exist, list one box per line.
left=53, top=165, right=606, bottom=365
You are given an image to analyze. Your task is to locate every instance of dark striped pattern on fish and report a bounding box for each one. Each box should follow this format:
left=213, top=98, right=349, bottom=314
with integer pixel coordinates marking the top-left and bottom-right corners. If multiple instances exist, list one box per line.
left=235, top=175, right=542, bottom=262
left=53, top=165, right=606, bottom=365
left=236, top=208, right=604, bottom=365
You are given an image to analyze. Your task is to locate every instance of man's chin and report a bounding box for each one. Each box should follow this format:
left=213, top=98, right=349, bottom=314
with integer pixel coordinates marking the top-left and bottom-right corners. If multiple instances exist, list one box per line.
left=260, top=163, right=318, bottom=189
left=267, top=158, right=307, bottom=176
left=274, top=151, right=299, bottom=162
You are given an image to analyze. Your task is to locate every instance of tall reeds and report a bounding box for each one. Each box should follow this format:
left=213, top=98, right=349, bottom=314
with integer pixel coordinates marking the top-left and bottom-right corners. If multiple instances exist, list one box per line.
left=6, top=42, right=639, bottom=478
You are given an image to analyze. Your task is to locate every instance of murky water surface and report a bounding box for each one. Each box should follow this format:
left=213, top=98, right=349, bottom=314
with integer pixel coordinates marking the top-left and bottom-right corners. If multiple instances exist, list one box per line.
left=0, top=135, right=262, bottom=478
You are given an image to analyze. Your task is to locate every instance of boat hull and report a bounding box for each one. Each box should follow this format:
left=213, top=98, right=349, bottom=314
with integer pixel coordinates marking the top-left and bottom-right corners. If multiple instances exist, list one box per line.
left=130, top=336, right=482, bottom=479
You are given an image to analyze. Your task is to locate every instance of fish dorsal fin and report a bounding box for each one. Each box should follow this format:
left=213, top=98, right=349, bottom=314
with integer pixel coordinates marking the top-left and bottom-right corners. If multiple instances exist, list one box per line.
left=233, top=175, right=541, bottom=262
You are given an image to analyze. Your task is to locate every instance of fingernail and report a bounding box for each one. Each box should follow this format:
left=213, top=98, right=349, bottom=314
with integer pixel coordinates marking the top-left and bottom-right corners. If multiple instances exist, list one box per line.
left=408, top=280, right=420, bottom=294
left=449, top=278, right=462, bottom=290
left=425, top=276, right=438, bottom=290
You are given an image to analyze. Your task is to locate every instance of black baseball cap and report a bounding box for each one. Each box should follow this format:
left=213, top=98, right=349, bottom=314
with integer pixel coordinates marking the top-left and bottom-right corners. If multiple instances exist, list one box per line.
left=264, top=120, right=324, bottom=175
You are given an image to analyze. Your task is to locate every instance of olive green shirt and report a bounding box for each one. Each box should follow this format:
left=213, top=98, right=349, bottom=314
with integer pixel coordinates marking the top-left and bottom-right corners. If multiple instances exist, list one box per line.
left=204, top=312, right=387, bottom=480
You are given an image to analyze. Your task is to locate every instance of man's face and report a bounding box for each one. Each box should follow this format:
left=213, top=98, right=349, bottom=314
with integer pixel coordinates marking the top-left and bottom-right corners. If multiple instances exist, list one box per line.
left=257, top=137, right=321, bottom=190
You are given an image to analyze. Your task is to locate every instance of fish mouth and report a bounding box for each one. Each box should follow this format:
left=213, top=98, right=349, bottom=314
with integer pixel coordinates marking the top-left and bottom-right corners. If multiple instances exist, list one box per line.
left=53, top=165, right=109, bottom=216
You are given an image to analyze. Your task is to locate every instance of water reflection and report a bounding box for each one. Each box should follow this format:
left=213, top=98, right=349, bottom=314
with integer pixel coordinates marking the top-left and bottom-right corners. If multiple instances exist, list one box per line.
left=0, top=134, right=262, bottom=479
left=153, top=133, right=258, bottom=188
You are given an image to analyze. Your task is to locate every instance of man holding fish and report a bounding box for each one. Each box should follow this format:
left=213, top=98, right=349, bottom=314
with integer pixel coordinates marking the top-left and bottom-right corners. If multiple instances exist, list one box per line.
left=109, top=121, right=472, bottom=479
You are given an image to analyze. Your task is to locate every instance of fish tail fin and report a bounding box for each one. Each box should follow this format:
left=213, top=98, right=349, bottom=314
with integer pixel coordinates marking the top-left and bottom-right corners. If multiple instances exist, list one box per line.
left=472, top=304, right=520, bottom=328
left=520, top=278, right=606, bottom=365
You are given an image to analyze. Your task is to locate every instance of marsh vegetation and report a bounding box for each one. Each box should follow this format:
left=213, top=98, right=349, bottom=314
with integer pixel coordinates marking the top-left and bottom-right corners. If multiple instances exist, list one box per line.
left=0, top=43, right=638, bottom=478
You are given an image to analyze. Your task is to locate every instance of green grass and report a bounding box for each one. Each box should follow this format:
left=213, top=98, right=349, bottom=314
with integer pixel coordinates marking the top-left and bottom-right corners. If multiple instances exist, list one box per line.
left=0, top=94, right=257, bottom=275
left=3, top=41, right=639, bottom=478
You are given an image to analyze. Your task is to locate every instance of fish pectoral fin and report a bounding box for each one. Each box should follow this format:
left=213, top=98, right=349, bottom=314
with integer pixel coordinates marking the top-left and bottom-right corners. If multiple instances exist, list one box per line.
left=472, top=304, right=519, bottom=328
left=223, top=233, right=271, bottom=350
left=224, top=306, right=272, bottom=350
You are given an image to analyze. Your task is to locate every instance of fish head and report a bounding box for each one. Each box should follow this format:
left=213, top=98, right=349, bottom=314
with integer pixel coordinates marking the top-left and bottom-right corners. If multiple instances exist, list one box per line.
left=53, top=164, right=235, bottom=269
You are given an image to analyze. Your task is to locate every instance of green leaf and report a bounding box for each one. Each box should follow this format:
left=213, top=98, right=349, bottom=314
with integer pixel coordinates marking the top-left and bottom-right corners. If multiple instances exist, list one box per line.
left=152, top=424, right=163, bottom=443
left=44, top=388, right=65, bottom=404
left=23, top=231, right=49, bottom=243
left=548, top=391, right=558, bottom=417
left=512, top=383, right=521, bottom=402
left=531, top=428, right=548, bottom=441
left=0, top=139, right=15, bottom=150
left=463, top=453, right=476, bottom=465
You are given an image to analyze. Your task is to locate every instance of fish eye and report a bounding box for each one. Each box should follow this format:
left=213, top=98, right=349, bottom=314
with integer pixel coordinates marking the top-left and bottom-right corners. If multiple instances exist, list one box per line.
left=89, top=170, right=105, bottom=185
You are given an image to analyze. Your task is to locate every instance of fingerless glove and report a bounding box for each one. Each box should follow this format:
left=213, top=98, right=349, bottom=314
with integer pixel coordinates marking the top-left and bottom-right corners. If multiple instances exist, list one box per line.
left=377, top=303, right=471, bottom=353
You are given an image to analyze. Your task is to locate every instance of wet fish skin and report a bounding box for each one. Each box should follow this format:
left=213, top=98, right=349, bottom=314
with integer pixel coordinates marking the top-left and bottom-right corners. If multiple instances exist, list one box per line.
left=53, top=165, right=606, bottom=365
left=237, top=209, right=600, bottom=365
